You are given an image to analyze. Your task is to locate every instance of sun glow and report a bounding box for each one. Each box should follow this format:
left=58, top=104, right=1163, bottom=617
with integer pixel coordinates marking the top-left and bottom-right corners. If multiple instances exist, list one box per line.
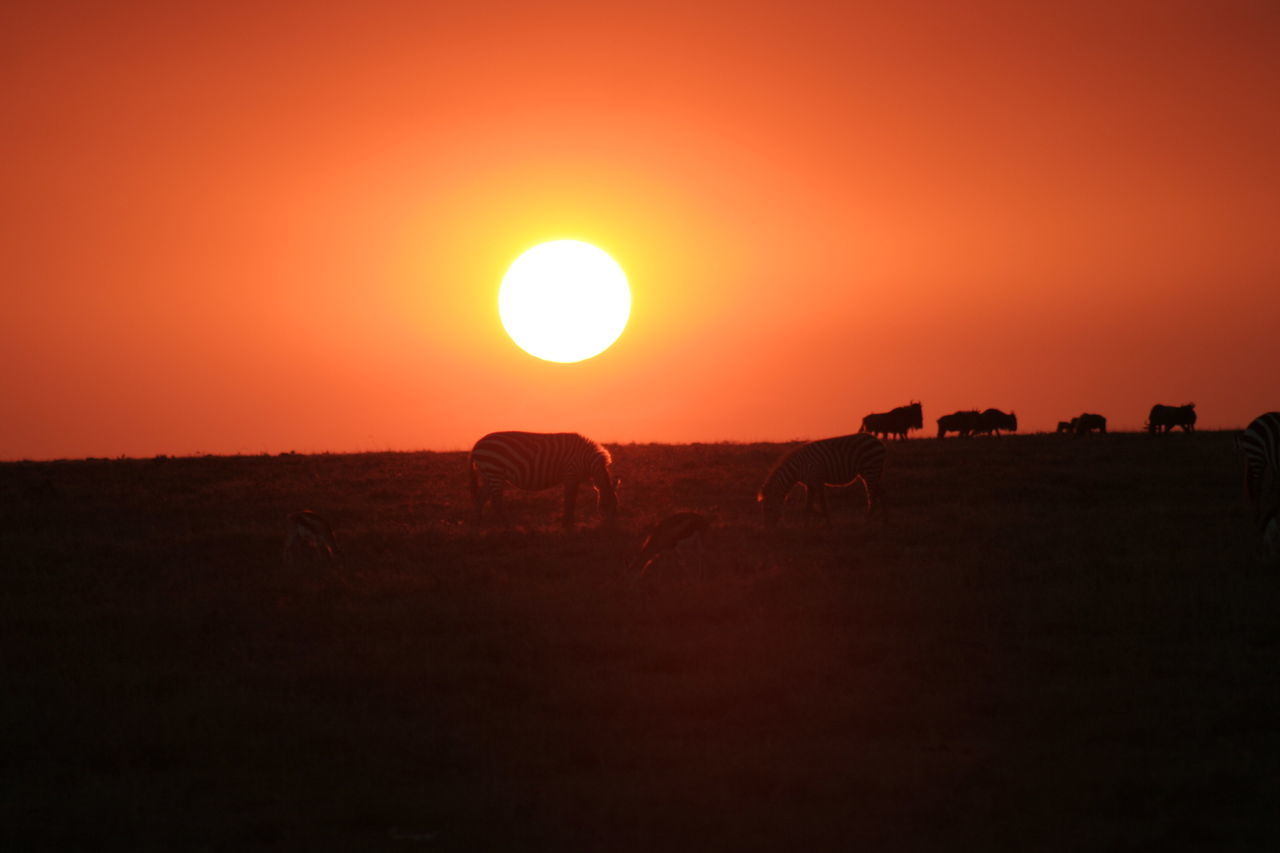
left=499, top=240, right=631, bottom=363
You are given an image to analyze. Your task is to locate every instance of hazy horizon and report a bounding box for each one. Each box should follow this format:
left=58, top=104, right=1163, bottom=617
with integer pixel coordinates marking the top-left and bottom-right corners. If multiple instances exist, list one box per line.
left=1, top=420, right=1253, bottom=464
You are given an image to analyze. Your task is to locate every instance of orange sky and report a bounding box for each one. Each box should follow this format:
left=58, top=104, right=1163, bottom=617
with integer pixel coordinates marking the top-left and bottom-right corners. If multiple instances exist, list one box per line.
left=3, top=1, right=1278, bottom=459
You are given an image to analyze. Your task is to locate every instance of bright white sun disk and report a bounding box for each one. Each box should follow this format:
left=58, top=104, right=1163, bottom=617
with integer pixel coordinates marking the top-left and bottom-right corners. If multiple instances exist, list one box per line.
left=499, top=240, right=631, bottom=363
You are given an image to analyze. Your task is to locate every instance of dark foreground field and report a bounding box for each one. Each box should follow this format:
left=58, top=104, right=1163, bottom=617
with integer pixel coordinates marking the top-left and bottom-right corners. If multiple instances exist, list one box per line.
left=4, top=433, right=1278, bottom=851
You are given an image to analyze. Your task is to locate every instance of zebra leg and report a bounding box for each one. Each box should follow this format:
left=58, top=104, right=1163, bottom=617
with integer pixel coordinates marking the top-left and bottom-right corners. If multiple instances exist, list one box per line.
left=283, top=530, right=298, bottom=568
left=865, top=478, right=887, bottom=523
left=807, top=483, right=830, bottom=527
left=472, top=476, right=489, bottom=523
left=488, top=485, right=506, bottom=524
left=562, top=482, right=579, bottom=528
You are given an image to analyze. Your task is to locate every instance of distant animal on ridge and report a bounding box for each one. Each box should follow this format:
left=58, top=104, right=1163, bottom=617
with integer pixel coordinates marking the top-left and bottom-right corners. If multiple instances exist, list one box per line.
left=629, top=512, right=709, bottom=577
left=469, top=431, right=618, bottom=528
left=1147, top=403, right=1196, bottom=434
left=758, top=433, right=886, bottom=527
left=861, top=401, right=923, bottom=440
left=973, top=408, right=1018, bottom=437
left=937, top=410, right=981, bottom=438
left=1075, top=413, right=1107, bottom=435
left=283, top=510, right=341, bottom=569
left=1057, top=419, right=1078, bottom=434
left=1239, top=412, right=1280, bottom=559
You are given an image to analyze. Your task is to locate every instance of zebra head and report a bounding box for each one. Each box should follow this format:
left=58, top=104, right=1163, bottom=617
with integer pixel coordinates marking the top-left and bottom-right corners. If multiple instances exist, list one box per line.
left=1264, top=515, right=1280, bottom=560
left=757, top=479, right=789, bottom=528
left=592, top=467, right=618, bottom=523
left=1261, top=489, right=1280, bottom=560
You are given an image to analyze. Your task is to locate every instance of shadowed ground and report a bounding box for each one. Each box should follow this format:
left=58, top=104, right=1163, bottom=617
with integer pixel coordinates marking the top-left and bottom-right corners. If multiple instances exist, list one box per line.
left=3, top=432, right=1277, bottom=850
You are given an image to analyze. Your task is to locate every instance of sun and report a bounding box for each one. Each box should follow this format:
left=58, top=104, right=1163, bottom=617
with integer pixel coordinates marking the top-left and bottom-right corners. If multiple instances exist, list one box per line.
left=498, top=240, right=631, bottom=363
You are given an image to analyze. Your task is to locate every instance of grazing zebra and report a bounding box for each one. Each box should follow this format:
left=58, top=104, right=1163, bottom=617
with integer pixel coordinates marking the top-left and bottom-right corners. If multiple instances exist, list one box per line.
left=1240, top=412, right=1280, bottom=558
left=757, top=433, right=886, bottom=527
left=629, top=512, right=709, bottom=577
left=469, top=431, right=618, bottom=527
left=937, top=410, right=981, bottom=438
left=283, top=510, right=341, bottom=569
left=1147, top=403, right=1196, bottom=434
left=1075, top=413, right=1107, bottom=434
left=973, top=408, right=1018, bottom=436
left=861, top=401, right=923, bottom=440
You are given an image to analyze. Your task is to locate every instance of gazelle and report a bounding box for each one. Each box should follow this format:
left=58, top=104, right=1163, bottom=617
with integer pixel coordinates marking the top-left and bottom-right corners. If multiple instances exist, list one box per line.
left=629, top=512, right=709, bottom=577
left=283, top=510, right=341, bottom=569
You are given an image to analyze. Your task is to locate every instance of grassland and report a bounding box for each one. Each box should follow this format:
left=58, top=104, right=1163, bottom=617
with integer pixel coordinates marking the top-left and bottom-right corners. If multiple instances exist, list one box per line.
left=3, top=432, right=1278, bottom=851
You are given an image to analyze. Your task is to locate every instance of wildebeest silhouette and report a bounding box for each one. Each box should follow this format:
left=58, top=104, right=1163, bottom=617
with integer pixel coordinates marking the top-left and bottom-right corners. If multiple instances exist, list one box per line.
left=1075, top=413, right=1106, bottom=434
left=1147, top=403, right=1196, bottom=434
left=861, top=401, right=923, bottom=440
left=937, top=410, right=981, bottom=438
left=973, top=408, right=1018, bottom=436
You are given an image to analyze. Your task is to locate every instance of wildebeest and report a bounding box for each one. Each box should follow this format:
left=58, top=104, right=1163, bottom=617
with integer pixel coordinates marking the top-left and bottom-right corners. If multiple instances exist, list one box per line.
left=937, top=410, right=981, bottom=438
left=861, top=401, right=923, bottom=440
left=1075, top=413, right=1106, bottom=434
left=1057, top=419, right=1078, bottom=434
left=1147, top=403, right=1196, bottom=434
left=973, top=408, right=1018, bottom=436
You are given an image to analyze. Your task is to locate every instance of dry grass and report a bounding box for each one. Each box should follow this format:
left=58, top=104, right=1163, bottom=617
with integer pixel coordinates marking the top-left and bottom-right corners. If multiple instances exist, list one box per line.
left=2, top=432, right=1277, bottom=851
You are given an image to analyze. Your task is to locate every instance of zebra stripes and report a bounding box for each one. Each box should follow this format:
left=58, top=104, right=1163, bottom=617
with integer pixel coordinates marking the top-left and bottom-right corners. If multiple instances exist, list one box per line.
left=469, top=431, right=618, bottom=527
left=1240, top=412, right=1280, bottom=557
left=757, top=433, right=886, bottom=527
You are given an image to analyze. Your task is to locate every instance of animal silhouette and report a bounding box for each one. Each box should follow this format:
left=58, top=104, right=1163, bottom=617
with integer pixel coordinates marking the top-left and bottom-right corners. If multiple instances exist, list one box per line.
left=629, top=512, right=709, bottom=577
left=469, top=431, right=618, bottom=527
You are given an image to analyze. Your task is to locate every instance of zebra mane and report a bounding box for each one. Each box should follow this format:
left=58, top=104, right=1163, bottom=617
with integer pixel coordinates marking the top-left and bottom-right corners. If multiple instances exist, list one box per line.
left=583, top=435, right=612, bottom=468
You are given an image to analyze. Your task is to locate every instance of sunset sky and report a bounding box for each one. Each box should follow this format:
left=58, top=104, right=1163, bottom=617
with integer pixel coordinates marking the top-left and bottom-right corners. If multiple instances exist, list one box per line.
left=4, top=1, right=1278, bottom=460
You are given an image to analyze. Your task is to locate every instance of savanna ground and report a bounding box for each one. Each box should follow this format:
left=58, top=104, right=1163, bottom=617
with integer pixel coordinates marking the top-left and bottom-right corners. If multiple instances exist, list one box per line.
left=3, top=432, right=1278, bottom=851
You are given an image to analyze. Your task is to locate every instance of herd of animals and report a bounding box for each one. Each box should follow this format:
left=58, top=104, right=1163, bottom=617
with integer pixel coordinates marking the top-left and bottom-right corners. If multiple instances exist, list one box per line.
left=857, top=400, right=1201, bottom=440
left=283, top=406, right=1280, bottom=573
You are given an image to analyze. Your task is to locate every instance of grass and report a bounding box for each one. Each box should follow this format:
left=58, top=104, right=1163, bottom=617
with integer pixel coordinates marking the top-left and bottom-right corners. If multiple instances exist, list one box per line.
left=2, top=432, right=1278, bottom=851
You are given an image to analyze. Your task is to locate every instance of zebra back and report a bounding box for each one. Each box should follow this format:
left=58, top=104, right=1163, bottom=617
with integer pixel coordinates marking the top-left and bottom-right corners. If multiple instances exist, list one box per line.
left=470, top=431, right=612, bottom=491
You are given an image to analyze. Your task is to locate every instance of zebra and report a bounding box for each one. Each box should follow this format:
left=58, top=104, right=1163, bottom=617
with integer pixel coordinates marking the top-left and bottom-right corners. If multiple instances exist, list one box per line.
left=1239, top=412, right=1280, bottom=558
left=861, top=401, right=923, bottom=440
left=1147, top=403, right=1196, bottom=434
left=469, top=431, right=618, bottom=527
left=757, top=433, right=886, bottom=527
left=629, top=512, right=709, bottom=577
left=283, top=510, right=341, bottom=569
